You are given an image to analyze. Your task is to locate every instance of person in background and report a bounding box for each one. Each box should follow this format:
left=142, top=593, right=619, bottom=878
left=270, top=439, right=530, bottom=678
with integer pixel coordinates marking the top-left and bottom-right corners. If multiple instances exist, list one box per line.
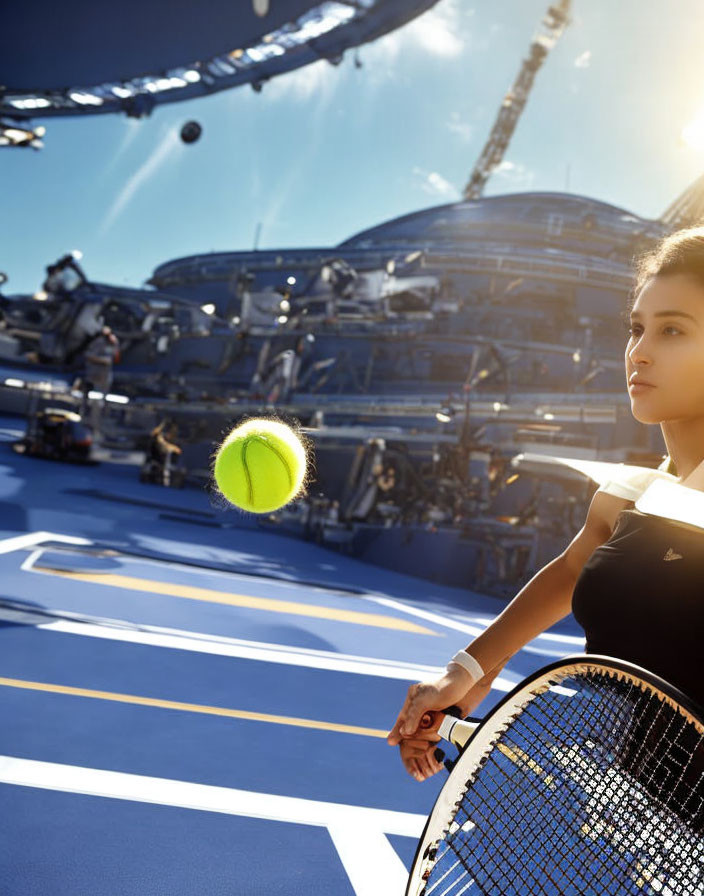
left=378, top=463, right=398, bottom=495
left=81, top=325, right=120, bottom=435
left=374, top=464, right=400, bottom=525
left=147, top=419, right=182, bottom=486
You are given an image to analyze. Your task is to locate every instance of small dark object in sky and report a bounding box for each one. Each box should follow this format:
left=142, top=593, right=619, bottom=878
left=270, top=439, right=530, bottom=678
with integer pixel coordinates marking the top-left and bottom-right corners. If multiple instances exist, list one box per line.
left=180, top=121, right=202, bottom=144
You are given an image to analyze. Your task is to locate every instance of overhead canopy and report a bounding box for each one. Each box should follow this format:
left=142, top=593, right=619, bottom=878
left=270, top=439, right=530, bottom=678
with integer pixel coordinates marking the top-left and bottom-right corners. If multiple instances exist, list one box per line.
left=1, top=0, right=438, bottom=120
left=4, top=0, right=316, bottom=88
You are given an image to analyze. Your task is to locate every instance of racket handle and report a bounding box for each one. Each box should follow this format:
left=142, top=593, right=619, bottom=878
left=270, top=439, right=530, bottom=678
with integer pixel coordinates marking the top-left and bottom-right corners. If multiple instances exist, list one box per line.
left=419, top=704, right=462, bottom=731
left=420, top=706, right=480, bottom=749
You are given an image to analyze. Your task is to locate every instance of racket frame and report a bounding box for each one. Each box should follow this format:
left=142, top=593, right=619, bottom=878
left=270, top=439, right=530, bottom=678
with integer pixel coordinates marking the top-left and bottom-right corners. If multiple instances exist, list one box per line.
left=406, top=652, right=704, bottom=896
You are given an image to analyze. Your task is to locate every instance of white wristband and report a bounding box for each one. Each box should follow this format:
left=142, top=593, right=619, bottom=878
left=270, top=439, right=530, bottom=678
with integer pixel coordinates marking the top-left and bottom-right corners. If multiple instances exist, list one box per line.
left=446, top=650, right=485, bottom=684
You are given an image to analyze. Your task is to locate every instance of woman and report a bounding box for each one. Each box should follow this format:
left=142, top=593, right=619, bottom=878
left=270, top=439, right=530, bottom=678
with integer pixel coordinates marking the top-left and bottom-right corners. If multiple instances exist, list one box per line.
left=388, top=225, right=704, bottom=782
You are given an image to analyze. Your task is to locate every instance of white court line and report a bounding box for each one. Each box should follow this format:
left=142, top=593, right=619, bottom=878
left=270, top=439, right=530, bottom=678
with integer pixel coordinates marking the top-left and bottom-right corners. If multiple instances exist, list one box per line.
left=20, top=542, right=359, bottom=597
left=329, top=823, right=410, bottom=896
left=3, top=533, right=562, bottom=689
left=18, top=542, right=582, bottom=650
left=365, top=596, right=518, bottom=691
left=7, top=541, right=513, bottom=692
left=0, top=532, right=91, bottom=555
left=0, top=609, right=448, bottom=682
left=455, top=614, right=585, bottom=646
left=20, top=548, right=44, bottom=572
left=367, top=595, right=585, bottom=666
left=4, top=534, right=579, bottom=652
left=368, top=596, right=487, bottom=640
left=0, top=755, right=422, bottom=896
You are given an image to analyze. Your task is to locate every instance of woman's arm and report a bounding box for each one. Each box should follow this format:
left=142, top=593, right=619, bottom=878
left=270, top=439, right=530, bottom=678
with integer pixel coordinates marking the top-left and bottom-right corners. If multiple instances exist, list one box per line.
left=388, top=487, right=628, bottom=779
left=451, top=486, right=632, bottom=678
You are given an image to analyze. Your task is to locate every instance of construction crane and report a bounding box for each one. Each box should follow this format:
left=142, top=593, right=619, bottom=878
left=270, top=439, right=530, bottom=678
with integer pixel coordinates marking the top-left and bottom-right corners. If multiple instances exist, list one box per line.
left=462, top=0, right=571, bottom=201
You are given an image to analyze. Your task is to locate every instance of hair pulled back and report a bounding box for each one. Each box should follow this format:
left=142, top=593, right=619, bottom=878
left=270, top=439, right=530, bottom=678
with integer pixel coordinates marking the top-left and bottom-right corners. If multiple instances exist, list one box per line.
left=631, top=225, right=704, bottom=310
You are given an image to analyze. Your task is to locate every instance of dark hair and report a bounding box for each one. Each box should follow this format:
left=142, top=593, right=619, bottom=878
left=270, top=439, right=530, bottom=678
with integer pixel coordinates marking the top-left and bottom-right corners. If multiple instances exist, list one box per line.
left=630, top=225, right=704, bottom=311
left=629, top=227, right=704, bottom=480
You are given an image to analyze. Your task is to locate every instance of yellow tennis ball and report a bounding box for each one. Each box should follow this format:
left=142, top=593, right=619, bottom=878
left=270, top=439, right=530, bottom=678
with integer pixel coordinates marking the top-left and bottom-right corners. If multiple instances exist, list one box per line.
left=213, top=418, right=307, bottom=513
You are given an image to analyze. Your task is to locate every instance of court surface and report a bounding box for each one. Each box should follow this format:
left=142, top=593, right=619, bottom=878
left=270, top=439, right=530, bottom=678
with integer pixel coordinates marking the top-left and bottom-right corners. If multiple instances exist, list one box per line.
left=0, top=417, right=586, bottom=895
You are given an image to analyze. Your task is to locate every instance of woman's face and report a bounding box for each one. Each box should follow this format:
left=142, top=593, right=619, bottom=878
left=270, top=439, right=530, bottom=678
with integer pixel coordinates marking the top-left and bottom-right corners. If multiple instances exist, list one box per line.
left=626, top=273, right=704, bottom=424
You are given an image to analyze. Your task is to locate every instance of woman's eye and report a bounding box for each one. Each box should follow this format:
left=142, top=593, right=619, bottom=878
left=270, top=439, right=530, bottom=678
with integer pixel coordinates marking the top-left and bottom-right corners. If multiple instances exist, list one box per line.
left=626, top=325, right=680, bottom=337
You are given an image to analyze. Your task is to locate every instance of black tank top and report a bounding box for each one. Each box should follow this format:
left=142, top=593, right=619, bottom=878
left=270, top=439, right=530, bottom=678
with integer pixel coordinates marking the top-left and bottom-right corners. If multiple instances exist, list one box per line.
left=572, top=507, right=704, bottom=710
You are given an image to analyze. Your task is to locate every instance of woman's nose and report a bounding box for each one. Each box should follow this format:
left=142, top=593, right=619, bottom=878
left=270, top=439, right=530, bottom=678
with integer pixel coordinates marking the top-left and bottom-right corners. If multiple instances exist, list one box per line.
left=627, top=335, right=653, bottom=366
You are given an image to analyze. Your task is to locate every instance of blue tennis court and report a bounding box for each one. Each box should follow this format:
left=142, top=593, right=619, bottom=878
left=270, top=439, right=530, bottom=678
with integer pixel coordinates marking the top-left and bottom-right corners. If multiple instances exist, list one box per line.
left=0, top=421, right=586, bottom=894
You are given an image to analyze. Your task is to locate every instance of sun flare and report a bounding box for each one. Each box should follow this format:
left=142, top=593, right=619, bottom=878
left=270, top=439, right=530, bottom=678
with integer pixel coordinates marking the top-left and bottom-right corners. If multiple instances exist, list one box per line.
left=682, top=104, right=704, bottom=151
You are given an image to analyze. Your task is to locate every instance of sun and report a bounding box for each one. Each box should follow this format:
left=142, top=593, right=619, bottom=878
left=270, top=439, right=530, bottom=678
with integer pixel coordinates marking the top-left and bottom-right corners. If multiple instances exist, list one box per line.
left=682, top=104, right=704, bottom=151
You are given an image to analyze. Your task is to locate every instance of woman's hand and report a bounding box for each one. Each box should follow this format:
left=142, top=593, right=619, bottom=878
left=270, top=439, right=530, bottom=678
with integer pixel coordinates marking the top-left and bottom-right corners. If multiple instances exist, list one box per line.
left=399, top=736, right=445, bottom=782
left=388, top=662, right=505, bottom=781
left=387, top=666, right=471, bottom=747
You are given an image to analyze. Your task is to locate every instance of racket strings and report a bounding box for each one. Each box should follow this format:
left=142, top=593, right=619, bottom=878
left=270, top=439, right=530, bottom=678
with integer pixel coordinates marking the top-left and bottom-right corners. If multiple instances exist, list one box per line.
left=520, top=691, right=658, bottom=894
left=600, top=683, right=704, bottom=892
left=459, top=696, right=647, bottom=894
left=557, top=675, right=704, bottom=891
left=601, top=676, right=704, bottom=830
left=437, top=720, right=616, bottom=894
left=419, top=670, right=704, bottom=896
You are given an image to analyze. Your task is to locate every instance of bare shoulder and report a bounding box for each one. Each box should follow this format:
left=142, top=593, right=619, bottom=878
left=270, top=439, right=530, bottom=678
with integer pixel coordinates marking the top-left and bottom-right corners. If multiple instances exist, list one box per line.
left=559, top=488, right=633, bottom=578
left=588, top=488, right=635, bottom=534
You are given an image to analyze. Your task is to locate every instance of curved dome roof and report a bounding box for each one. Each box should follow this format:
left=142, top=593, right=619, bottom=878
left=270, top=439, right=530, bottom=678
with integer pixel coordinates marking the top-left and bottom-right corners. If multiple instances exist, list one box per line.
left=3, top=0, right=439, bottom=120
left=337, top=191, right=667, bottom=256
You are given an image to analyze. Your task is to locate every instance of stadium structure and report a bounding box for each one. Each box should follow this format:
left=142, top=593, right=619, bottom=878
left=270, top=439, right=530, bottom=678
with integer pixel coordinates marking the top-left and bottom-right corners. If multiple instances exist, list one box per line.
left=3, top=0, right=704, bottom=593
left=5, top=177, right=704, bottom=591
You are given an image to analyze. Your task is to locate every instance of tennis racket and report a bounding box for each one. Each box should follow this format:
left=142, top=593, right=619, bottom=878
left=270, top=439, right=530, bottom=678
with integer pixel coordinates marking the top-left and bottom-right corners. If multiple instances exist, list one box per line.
left=406, top=654, right=704, bottom=896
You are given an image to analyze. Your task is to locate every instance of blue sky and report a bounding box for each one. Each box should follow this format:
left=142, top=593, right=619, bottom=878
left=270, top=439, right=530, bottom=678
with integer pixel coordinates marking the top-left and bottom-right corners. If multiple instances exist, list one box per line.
left=2, top=0, right=704, bottom=295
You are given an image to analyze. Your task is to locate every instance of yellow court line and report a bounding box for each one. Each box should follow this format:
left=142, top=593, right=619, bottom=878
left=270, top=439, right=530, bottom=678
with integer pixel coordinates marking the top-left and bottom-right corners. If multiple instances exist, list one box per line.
left=33, top=567, right=436, bottom=635
left=0, top=677, right=389, bottom=739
